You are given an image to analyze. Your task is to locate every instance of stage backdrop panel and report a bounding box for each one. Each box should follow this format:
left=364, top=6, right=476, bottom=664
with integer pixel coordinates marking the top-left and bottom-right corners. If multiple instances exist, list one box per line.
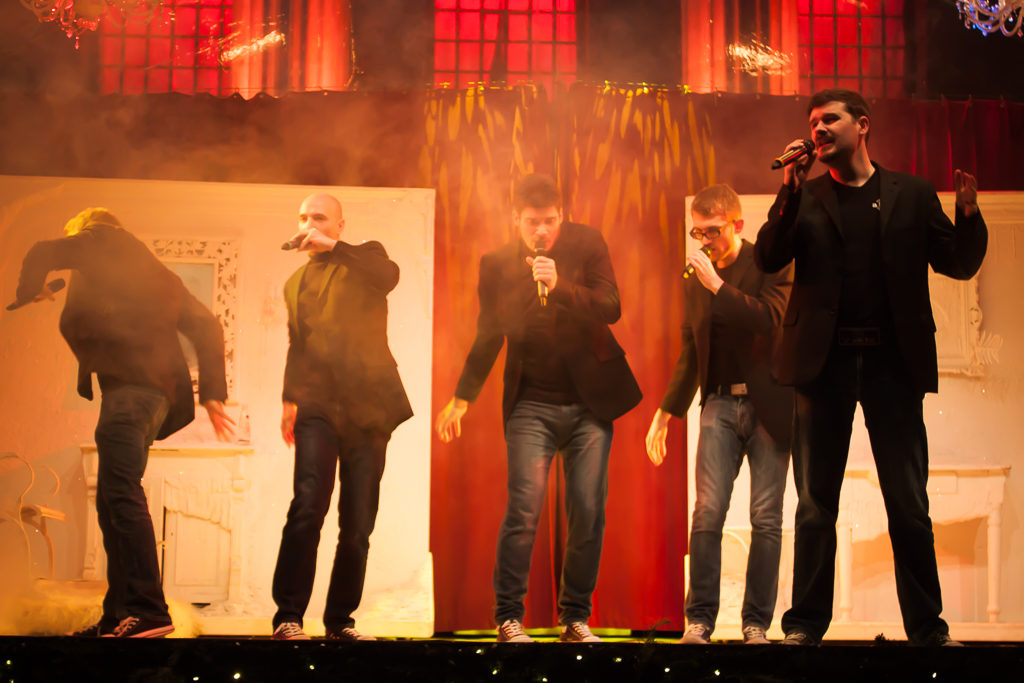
left=0, top=175, right=435, bottom=636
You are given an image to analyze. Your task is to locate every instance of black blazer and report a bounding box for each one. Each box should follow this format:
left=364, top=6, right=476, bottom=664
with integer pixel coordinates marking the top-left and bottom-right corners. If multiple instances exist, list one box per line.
left=755, top=164, right=988, bottom=393
left=282, top=240, right=413, bottom=434
left=660, top=241, right=794, bottom=449
left=15, top=225, right=227, bottom=440
left=455, top=222, right=642, bottom=424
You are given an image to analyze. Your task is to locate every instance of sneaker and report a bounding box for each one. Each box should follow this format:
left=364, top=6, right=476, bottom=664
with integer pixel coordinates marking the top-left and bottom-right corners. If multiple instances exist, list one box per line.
left=272, top=622, right=310, bottom=641
left=782, top=631, right=816, bottom=646
left=496, top=619, right=533, bottom=643
left=742, top=625, right=770, bottom=645
left=103, top=616, right=174, bottom=638
left=325, top=626, right=376, bottom=641
left=680, top=622, right=712, bottom=644
left=560, top=622, right=602, bottom=643
left=66, top=619, right=118, bottom=637
left=916, top=632, right=964, bottom=647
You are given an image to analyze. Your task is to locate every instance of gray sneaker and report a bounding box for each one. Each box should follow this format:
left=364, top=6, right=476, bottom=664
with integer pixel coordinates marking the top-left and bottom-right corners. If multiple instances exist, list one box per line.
left=782, top=631, right=816, bottom=646
left=680, top=622, right=712, bottom=644
left=742, top=625, right=770, bottom=645
left=497, top=619, right=533, bottom=643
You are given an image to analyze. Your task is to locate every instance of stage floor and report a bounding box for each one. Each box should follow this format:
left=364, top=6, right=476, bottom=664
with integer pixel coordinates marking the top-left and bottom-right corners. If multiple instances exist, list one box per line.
left=2, top=635, right=1022, bottom=682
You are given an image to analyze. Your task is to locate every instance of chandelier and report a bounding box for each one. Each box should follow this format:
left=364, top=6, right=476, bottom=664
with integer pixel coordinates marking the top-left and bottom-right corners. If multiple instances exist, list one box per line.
left=957, top=0, right=1024, bottom=36
left=19, top=0, right=162, bottom=47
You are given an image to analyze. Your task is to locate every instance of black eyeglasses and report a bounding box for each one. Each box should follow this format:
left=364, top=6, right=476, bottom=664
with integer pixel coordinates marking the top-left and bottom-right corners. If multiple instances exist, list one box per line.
left=689, top=221, right=732, bottom=240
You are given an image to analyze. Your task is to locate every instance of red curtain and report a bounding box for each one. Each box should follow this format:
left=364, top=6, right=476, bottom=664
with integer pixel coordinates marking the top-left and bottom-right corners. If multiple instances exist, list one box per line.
left=230, top=0, right=352, bottom=97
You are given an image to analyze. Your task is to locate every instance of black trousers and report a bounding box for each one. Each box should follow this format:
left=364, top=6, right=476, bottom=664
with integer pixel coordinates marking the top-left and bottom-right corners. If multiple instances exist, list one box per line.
left=272, top=409, right=389, bottom=631
left=781, top=343, right=948, bottom=643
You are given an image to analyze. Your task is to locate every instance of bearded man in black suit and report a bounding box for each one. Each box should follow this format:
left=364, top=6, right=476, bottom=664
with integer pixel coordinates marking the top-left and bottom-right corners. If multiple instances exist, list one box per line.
left=435, top=173, right=641, bottom=644
left=755, top=89, right=987, bottom=647
left=14, top=207, right=234, bottom=638
left=270, top=193, right=412, bottom=642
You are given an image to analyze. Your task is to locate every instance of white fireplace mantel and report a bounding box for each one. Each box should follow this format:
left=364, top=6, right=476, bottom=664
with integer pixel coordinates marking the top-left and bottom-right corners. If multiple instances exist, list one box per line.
left=81, top=442, right=256, bottom=605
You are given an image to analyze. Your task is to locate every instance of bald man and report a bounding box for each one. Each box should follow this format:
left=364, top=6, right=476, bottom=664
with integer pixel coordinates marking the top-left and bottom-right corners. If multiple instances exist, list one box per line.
left=270, top=193, right=413, bottom=641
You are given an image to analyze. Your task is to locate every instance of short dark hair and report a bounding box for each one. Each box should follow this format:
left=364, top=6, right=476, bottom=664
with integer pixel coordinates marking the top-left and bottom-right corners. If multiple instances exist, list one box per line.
left=808, top=88, right=871, bottom=122
left=513, top=173, right=561, bottom=212
left=691, top=184, right=742, bottom=222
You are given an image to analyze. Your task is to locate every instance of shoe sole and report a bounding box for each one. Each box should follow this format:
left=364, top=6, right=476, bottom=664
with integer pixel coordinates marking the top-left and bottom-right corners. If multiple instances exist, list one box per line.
left=102, top=624, right=174, bottom=638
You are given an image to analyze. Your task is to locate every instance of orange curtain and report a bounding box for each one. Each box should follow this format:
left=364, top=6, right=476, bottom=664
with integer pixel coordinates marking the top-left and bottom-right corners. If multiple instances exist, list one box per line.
left=428, top=84, right=716, bottom=631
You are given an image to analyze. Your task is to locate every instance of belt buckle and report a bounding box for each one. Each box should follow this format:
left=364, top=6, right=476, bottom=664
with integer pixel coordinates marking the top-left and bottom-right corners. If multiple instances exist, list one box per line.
left=838, top=327, right=881, bottom=347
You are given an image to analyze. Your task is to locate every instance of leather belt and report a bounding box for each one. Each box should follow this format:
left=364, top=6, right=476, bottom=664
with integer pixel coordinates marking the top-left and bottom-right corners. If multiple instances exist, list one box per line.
left=837, top=327, right=882, bottom=347
left=711, top=383, right=748, bottom=396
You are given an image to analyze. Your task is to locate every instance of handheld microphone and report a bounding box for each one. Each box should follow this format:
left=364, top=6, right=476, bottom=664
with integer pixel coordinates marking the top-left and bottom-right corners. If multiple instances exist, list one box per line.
left=681, top=246, right=714, bottom=279
left=6, top=278, right=67, bottom=311
left=281, top=234, right=306, bottom=250
left=534, top=237, right=548, bottom=306
left=771, top=139, right=815, bottom=170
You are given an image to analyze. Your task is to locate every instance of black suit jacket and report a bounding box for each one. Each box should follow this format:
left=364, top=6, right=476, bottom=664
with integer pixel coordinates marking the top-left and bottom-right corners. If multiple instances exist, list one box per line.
left=454, top=222, right=642, bottom=424
left=15, top=225, right=227, bottom=440
left=282, top=240, right=413, bottom=434
left=755, top=164, right=988, bottom=393
left=660, top=241, right=794, bottom=449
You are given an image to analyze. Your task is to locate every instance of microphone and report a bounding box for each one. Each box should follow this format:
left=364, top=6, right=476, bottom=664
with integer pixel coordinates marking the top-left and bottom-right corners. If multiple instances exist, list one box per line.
left=281, top=234, right=306, bottom=250
left=6, top=278, right=66, bottom=311
left=534, top=237, right=548, bottom=306
left=681, top=246, right=714, bottom=279
left=771, top=139, right=815, bottom=170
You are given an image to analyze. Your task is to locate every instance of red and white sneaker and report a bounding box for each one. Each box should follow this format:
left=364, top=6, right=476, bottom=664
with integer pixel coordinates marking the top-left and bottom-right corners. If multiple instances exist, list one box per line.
left=560, top=622, right=602, bottom=643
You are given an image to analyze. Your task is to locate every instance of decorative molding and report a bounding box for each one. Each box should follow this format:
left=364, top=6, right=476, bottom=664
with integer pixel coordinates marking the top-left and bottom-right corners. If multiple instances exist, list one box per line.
left=149, top=238, right=239, bottom=399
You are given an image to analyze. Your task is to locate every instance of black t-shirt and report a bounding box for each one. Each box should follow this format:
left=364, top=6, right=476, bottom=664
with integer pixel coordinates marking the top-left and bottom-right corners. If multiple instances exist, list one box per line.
left=517, top=240, right=580, bottom=406
left=707, top=243, right=753, bottom=389
left=832, top=170, right=893, bottom=333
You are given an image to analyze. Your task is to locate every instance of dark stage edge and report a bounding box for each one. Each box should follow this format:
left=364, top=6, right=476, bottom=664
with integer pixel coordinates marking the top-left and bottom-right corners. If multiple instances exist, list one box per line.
left=2, top=636, right=1022, bottom=683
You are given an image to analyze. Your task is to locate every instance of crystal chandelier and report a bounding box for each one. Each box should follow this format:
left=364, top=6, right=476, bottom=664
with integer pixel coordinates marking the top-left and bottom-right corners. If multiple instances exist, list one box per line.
left=19, top=0, right=162, bottom=48
left=957, top=0, right=1024, bottom=36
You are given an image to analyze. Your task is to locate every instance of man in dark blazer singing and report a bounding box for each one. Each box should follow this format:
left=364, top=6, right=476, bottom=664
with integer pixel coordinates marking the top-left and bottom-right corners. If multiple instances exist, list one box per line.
left=647, top=184, right=793, bottom=646
left=13, top=207, right=234, bottom=638
left=435, top=173, right=642, bottom=643
left=270, top=193, right=412, bottom=641
left=755, top=89, right=987, bottom=647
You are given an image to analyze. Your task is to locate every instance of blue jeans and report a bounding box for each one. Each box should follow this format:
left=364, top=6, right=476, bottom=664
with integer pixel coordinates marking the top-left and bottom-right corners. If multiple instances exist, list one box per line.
left=686, top=394, right=789, bottom=631
left=94, top=384, right=170, bottom=623
left=494, top=400, right=613, bottom=625
left=272, top=410, right=389, bottom=631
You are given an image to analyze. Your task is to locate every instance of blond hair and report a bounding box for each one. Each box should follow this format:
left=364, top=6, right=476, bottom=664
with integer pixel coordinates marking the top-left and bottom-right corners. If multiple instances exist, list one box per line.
left=64, top=207, right=122, bottom=236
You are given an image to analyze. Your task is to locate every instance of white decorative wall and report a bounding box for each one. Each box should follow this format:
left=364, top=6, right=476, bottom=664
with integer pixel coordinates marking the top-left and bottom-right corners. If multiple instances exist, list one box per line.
left=0, top=176, right=435, bottom=636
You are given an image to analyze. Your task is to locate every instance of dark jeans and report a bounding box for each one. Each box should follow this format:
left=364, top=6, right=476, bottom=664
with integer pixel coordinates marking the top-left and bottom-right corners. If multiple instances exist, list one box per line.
left=94, top=384, right=170, bottom=623
left=686, top=394, right=789, bottom=632
left=272, top=409, right=389, bottom=631
left=494, top=400, right=613, bottom=626
left=781, top=344, right=948, bottom=643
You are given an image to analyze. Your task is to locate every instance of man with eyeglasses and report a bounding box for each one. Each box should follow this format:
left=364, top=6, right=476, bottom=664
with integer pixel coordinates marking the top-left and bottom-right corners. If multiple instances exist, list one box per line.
left=647, top=184, right=793, bottom=645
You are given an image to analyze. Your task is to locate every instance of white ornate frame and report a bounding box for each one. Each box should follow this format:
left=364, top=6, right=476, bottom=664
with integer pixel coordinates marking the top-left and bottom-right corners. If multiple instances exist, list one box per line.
left=149, top=238, right=239, bottom=399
